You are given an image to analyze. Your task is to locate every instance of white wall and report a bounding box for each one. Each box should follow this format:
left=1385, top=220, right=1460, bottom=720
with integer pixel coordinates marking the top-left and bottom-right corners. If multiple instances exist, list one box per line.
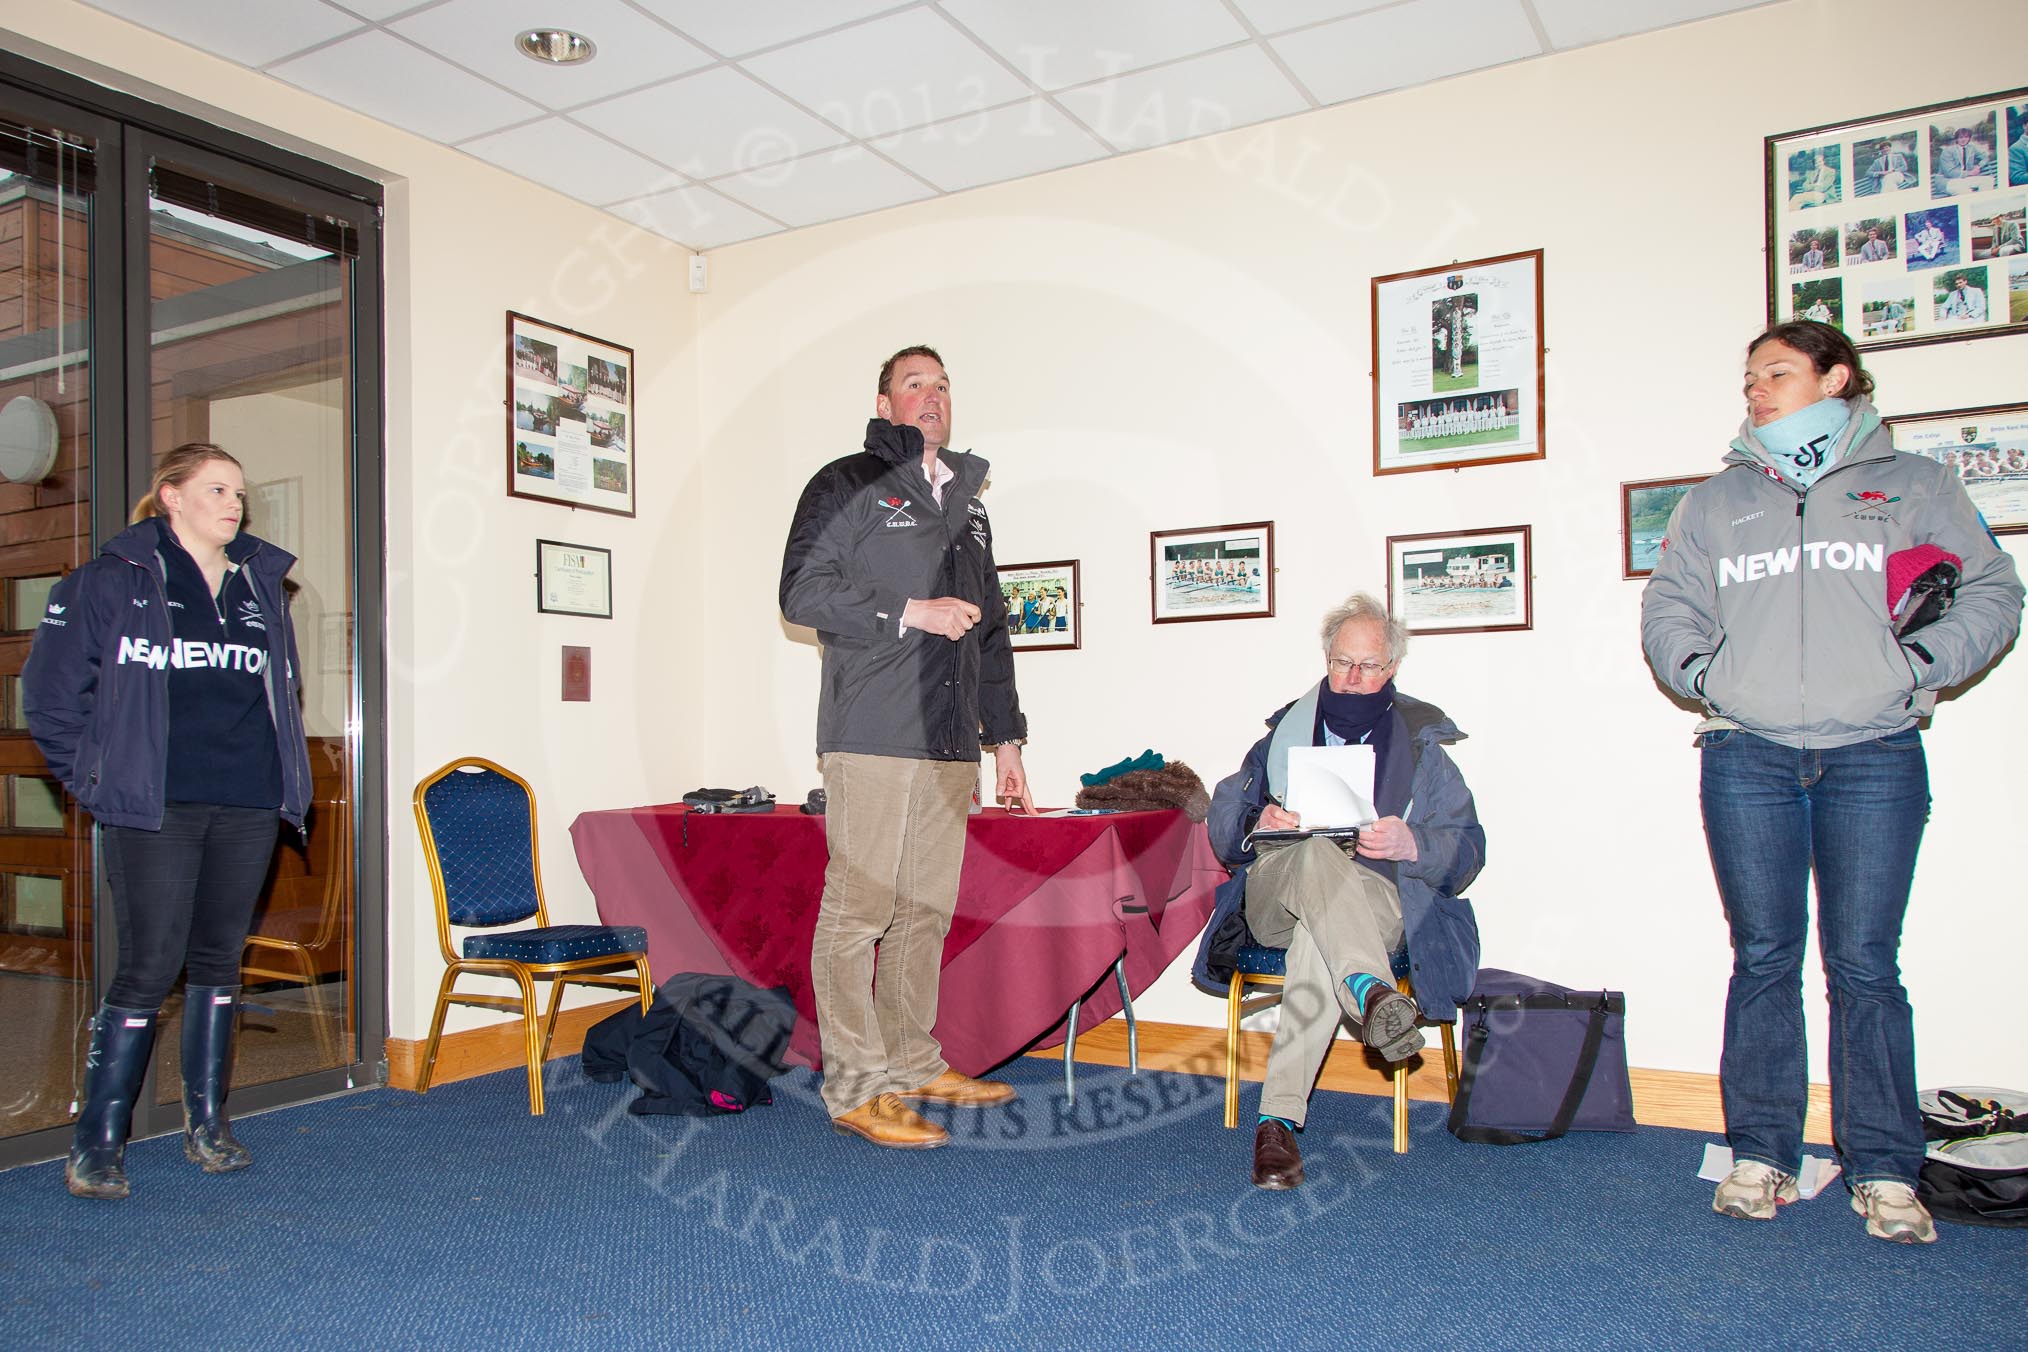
left=12, top=0, right=2022, bottom=1089
left=691, top=0, right=2026, bottom=1088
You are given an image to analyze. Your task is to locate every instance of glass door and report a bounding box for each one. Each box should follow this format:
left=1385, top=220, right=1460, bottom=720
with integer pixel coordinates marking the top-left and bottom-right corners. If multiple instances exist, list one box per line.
left=0, top=101, right=104, bottom=1142
left=136, top=137, right=364, bottom=1116
left=0, top=52, right=384, bottom=1166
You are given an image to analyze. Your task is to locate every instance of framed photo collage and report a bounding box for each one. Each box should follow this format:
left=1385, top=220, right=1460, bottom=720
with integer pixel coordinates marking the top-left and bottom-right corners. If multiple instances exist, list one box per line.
left=1766, top=87, right=2028, bottom=350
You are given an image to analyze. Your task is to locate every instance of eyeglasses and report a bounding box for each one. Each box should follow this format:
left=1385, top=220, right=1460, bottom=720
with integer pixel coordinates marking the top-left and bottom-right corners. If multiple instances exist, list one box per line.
left=1325, top=657, right=1391, bottom=677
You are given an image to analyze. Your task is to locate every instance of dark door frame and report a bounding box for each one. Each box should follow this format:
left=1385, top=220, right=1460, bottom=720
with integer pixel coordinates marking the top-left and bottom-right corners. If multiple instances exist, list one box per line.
left=0, top=48, right=387, bottom=1168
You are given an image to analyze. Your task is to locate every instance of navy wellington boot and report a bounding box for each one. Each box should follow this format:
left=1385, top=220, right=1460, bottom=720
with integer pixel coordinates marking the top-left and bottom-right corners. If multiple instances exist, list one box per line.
left=65, top=1005, right=159, bottom=1200
left=181, top=985, right=252, bottom=1173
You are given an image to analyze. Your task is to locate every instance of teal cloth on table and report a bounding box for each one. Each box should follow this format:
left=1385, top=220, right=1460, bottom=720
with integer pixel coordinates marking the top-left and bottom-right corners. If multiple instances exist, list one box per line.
left=1080, top=749, right=1165, bottom=788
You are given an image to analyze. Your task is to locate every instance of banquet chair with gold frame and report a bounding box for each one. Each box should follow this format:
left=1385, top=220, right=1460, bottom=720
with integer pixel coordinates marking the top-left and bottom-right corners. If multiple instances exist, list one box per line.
left=413, top=756, right=651, bottom=1114
left=1223, top=944, right=1458, bottom=1152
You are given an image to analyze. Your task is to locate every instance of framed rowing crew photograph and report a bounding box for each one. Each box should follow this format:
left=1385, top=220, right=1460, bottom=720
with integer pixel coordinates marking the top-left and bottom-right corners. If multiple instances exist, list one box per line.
left=508, top=310, right=637, bottom=516
left=1371, top=249, right=1545, bottom=476
left=1150, top=522, right=1274, bottom=624
left=1385, top=525, right=1532, bottom=635
left=997, top=560, right=1081, bottom=651
left=1883, top=402, right=2028, bottom=534
left=1764, top=86, right=2028, bottom=351
left=1621, top=475, right=1710, bottom=579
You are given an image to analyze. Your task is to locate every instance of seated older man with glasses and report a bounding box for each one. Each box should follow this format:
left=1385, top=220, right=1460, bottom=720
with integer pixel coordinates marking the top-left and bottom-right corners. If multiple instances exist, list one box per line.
left=1202, top=592, right=1487, bottom=1189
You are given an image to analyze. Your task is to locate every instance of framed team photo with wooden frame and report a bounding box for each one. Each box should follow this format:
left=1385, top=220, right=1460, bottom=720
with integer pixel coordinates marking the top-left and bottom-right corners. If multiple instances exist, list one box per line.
left=1621, top=475, right=1709, bottom=579
left=1150, top=522, right=1274, bottom=623
left=1765, top=87, right=2028, bottom=351
left=1385, top=525, right=1532, bottom=635
left=998, top=560, right=1081, bottom=651
left=1883, top=403, right=2028, bottom=534
left=507, top=311, right=637, bottom=516
left=1372, top=249, right=1545, bottom=476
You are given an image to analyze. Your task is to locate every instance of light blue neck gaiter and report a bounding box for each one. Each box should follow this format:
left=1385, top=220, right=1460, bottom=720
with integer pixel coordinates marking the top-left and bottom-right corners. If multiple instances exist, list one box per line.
left=1745, top=397, right=1854, bottom=491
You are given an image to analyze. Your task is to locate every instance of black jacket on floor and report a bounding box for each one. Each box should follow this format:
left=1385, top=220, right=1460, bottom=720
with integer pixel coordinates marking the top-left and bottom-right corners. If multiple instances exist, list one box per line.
left=582, top=974, right=797, bottom=1116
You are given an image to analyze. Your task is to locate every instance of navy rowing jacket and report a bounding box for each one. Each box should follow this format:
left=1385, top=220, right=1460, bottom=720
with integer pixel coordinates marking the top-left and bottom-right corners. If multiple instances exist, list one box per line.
left=22, top=517, right=312, bottom=832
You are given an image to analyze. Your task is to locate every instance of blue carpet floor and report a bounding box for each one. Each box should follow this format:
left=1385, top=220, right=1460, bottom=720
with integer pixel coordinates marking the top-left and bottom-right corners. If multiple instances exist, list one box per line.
left=1, top=1057, right=2018, bottom=1349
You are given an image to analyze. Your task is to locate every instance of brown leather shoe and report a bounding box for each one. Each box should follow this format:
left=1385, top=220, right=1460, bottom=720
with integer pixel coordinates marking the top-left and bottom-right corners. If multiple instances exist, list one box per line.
left=898, top=1069, right=1017, bottom=1106
left=1252, top=1119, right=1304, bottom=1190
left=831, top=1093, right=950, bottom=1150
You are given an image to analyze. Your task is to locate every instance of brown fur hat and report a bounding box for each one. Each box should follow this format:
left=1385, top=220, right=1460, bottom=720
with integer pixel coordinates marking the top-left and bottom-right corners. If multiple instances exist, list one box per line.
left=1074, top=761, right=1210, bottom=821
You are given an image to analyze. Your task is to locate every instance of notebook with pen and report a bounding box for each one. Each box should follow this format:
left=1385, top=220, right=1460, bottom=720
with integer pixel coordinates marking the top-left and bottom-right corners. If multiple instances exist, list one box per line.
left=1247, top=744, right=1377, bottom=849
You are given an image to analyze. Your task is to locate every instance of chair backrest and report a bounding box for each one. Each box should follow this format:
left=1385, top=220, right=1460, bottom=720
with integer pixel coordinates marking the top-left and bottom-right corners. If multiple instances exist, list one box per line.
left=414, top=759, right=546, bottom=943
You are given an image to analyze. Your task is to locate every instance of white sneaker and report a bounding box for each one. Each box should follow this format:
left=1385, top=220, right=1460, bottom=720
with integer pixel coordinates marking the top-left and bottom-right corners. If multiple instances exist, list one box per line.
left=1712, top=1159, right=1798, bottom=1220
left=1850, top=1180, right=1938, bottom=1244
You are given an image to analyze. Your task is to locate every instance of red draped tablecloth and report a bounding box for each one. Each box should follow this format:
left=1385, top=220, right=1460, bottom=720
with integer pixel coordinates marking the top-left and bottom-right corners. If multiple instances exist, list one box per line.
left=568, top=804, right=1226, bottom=1074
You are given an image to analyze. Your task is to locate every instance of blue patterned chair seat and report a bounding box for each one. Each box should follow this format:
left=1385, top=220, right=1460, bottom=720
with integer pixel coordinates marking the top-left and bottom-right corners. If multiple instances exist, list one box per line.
left=463, top=924, right=648, bottom=965
left=1234, top=944, right=1287, bottom=976
left=1232, top=943, right=1411, bottom=979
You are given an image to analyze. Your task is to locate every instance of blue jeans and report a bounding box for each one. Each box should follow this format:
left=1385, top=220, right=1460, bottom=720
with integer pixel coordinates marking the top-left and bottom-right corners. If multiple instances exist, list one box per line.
left=1699, top=726, right=1929, bottom=1185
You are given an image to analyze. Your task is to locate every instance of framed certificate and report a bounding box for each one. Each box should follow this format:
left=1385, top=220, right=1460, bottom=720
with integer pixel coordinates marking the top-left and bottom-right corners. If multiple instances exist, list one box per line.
left=1372, top=250, right=1545, bottom=475
left=536, top=539, right=613, bottom=618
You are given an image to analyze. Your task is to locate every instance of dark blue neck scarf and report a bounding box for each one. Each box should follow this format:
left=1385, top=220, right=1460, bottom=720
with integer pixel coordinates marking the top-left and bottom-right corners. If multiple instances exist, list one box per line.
left=1316, top=679, right=1395, bottom=746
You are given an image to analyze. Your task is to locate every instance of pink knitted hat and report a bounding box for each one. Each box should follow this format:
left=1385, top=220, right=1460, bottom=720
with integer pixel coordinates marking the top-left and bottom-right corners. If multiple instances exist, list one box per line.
left=1886, top=544, right=1962, bottom=616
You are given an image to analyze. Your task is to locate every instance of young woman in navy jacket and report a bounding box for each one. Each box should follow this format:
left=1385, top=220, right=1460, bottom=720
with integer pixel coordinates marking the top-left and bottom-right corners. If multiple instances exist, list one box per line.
left=24, top=442, right=311, bottom=1200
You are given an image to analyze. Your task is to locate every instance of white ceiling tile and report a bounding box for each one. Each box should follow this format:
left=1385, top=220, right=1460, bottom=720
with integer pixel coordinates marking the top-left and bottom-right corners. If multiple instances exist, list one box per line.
left=390, top=0, right=711, bottom=109
left=1057, top=45, right=1309, bottom=153
left=1530, top=0, right=1776, bottom=50
left=608, top=186, right=782, bottom=250
left=942, top=0, right=1246, bottom=92
left=626, top=0, right=910, bottom=58
left=1272, top=0, right=1542, bottom=106
left=269, top=30, right=544, bottom=142
left=574, top=68, right=848, bottom=180
left=743, top=9, right=1028, bottom=139
left=712, top=146, right=934, bottom=229
left=873, top=100, right=1106, bottom=193
left=460, top=119, right=689, bottom=206
left=79, top=0, right=363, bottom=66
left=330, top=0, right=430, bottom=19
left=1226, top=0, right=1398, bottom=35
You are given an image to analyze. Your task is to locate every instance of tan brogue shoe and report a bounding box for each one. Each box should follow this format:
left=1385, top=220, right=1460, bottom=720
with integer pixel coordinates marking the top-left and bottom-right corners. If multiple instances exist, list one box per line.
left=831, top=1093, right=950, bottom=1150
left=899, top=1069, right=1017, bottom=1106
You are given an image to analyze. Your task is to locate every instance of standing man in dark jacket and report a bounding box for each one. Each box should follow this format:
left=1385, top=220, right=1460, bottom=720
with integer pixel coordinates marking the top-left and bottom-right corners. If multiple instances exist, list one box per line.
left=780, top=345, right=1033, bottom=1150
left=1196, top=593, right=1485, bottom=1189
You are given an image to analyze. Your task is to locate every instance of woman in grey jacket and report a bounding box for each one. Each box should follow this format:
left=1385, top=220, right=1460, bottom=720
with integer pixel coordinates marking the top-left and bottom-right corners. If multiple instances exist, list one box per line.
left=1641, top=321, right=2022, bottom=1244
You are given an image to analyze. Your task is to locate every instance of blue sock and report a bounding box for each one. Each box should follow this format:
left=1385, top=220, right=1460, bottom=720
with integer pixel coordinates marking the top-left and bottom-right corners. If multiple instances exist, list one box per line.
left=1346, top=972, right=1386, bottom=1014
left=1258, top=1114, right=1296, bottom=1132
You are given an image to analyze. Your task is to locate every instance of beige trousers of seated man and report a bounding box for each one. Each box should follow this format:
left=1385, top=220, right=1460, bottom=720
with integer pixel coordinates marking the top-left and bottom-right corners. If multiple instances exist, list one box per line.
left=811, top=751, right=975, bottom=1117
left=1244, top=835, right=1405, bottom=1128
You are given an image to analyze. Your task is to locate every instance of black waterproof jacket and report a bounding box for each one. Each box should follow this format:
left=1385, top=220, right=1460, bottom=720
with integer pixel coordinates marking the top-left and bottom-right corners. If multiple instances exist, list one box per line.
left=779, top=419, right=1025, bottom=761
left=21, top=517, right=312, bottom=832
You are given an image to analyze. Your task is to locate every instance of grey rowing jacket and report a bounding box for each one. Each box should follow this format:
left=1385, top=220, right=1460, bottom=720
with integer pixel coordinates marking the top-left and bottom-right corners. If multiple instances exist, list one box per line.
left=1641, top=420, right=2022, bottom=749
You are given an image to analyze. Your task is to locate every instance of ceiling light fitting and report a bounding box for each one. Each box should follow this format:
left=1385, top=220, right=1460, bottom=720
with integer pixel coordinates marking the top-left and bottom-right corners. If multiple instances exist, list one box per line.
left=516, top=29, right=596, bottom=66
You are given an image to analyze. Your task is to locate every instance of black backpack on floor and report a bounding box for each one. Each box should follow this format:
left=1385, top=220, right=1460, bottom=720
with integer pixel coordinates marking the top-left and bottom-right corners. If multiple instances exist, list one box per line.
left=1917, top=1086, right=2028, bottom=1227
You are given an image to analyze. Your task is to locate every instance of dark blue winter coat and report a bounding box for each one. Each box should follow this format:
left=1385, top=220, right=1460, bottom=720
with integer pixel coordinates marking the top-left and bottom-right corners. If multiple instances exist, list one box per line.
left=21, top=518, right=312, bottom=832
left=1190, top=688, right=1485, bottom=1021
